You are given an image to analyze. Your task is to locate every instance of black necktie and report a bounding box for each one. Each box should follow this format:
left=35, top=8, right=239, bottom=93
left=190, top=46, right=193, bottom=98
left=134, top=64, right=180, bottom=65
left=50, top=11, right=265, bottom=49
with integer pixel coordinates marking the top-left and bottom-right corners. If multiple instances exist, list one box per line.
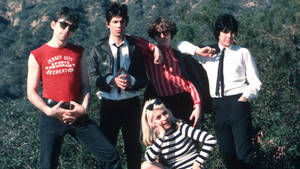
left=113, top=44, right=121, bottom=73
left=216, top=48, right=226, bottom=97
left=114, top=43, right=122, bottom=94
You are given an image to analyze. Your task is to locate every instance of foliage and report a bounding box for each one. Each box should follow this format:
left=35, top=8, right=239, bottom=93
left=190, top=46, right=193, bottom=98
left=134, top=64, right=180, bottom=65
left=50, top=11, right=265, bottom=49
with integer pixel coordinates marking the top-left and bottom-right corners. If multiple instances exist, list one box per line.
left=1, top=0, right=299, bottom=169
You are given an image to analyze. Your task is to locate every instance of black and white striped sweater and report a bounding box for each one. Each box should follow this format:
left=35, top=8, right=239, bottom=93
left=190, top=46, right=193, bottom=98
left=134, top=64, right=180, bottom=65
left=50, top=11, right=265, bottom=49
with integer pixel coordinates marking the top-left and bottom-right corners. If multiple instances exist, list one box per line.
left=145, top=122, right=217, bottom=169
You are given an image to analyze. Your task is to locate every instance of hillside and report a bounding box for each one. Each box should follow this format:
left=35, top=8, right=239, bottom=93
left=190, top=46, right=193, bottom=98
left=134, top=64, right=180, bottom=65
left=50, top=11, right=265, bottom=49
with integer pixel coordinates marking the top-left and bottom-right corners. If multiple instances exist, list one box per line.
left=0, top=0, right=299, bottom=168
left=0, top=0, right=273, bottom=99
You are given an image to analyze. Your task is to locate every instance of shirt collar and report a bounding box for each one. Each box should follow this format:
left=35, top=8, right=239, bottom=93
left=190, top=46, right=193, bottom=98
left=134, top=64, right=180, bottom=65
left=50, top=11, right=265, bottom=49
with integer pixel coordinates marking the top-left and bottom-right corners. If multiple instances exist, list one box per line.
left=109, top=37, right=128, bottom=47
left=218, top=43, right=233, bottom=53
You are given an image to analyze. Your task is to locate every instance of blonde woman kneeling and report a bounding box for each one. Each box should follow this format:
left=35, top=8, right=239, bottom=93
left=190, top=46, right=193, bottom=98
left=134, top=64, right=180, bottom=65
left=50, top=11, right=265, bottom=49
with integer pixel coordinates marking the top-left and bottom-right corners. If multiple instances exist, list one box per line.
left=141, top=99, right=217, bottom=169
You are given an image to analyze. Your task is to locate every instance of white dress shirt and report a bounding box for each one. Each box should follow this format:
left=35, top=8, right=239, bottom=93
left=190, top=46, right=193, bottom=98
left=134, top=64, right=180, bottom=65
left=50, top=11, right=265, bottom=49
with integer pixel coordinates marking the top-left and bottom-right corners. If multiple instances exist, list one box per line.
left=96, top=37, right=142, bottom=100
left=175, top=41, right=262, bottom=100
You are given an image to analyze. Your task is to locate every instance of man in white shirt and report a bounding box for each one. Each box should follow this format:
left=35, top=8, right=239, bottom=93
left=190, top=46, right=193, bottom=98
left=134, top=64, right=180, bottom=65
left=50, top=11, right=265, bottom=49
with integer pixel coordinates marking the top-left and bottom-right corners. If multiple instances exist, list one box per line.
left=176, top=13, right=262, bottom=169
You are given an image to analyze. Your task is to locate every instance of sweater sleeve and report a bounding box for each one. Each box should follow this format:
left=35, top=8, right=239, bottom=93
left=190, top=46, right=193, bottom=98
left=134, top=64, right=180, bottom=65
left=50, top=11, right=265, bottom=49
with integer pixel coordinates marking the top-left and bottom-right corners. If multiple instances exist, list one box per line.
left=180, top=123, right=217, bottom=165
left=185, top=80, right=201, bottom=107
left=144, top=138, right=164, bottom=162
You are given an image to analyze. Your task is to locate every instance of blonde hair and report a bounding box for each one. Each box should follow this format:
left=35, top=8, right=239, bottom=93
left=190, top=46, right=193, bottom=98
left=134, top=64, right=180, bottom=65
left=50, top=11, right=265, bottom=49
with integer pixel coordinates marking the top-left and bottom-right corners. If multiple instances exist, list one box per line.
left=141, top=99, right=178, bottom=146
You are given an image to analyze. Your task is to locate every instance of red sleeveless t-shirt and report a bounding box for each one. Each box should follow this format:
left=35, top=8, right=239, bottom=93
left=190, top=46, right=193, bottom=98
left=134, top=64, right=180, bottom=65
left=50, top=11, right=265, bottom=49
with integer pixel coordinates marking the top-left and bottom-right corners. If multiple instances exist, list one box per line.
left=31, top=43, right=84, bottom=102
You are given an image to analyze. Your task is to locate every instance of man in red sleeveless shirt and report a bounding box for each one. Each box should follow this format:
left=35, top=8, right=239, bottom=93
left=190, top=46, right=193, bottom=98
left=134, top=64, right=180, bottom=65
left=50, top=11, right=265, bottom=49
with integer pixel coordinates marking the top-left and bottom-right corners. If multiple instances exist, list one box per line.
left=27, top=7, right=122, bottom=169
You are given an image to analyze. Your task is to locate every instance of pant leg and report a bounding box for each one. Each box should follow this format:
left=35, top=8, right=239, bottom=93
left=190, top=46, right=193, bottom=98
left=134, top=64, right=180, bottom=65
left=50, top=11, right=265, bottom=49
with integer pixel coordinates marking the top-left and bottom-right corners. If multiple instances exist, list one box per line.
left=71, top=117, right=122, bottom=169
left=231, top=101, right=255, bottom=169
left=213, top=98, right=239, bottom=169
left=121, top=98, right=142, bottom=169
left=99, top=99, right=122, bottom=146
left=39, top=112, right=68, bottom=169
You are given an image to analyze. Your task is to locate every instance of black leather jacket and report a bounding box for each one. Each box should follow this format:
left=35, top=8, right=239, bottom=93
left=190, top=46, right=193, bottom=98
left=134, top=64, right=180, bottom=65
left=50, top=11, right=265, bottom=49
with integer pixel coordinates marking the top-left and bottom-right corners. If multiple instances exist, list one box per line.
left=88, top=35, right=148, bottom=93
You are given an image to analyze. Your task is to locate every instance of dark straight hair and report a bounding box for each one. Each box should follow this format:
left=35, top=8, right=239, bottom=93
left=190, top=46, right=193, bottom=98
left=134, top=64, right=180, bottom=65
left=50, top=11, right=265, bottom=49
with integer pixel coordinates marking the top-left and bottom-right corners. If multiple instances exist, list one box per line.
left=214, top=13, right=238, bottom=40
left=106, top=2, right=129, bottom=25
left=52, top=6, right=79, bottom=29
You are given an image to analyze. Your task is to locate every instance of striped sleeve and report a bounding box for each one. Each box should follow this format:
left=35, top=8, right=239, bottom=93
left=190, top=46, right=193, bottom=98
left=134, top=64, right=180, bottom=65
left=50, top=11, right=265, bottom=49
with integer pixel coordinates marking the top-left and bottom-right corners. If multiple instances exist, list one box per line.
left=180, top=123, right=217, bottom=165
left=185, top=80, right=201, bottom=106
left=131, top=35, right=155, bottom=55
left=144, top=138, right=164, bottom=162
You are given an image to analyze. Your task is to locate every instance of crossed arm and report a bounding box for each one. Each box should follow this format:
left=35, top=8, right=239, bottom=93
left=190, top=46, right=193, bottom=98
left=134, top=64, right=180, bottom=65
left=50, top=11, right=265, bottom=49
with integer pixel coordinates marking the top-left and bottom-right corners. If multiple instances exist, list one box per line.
left=27, top=54, right=90, bottom=125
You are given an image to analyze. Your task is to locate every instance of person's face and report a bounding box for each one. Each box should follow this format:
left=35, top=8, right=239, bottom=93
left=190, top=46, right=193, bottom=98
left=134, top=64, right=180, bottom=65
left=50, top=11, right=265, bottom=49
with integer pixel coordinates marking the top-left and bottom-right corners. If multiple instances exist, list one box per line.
left=218, top=30, right=236, bottom=48
left=151, top=109, right=171, bottom=130
left=106, top=16, right=127, bottom=38
left=154, top=31, right=171, bottom=47
left=51, top=18, right=76, bottom=42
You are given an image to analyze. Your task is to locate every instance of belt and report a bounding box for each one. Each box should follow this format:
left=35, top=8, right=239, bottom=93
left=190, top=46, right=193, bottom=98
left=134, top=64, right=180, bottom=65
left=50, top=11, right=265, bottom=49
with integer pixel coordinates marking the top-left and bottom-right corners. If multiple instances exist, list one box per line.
left=44, top=98, right=74, bottom=109
left=212, top=93, right=242, bottom=101
left=102, top=96, right=139, bottom=103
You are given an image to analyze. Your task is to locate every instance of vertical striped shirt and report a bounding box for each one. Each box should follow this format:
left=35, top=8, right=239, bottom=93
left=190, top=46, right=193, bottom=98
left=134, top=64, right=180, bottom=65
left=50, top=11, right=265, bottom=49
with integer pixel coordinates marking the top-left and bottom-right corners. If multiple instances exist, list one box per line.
left=145, top=122, right=217, bottom=168
left=134, top=37, right=201, bottom=106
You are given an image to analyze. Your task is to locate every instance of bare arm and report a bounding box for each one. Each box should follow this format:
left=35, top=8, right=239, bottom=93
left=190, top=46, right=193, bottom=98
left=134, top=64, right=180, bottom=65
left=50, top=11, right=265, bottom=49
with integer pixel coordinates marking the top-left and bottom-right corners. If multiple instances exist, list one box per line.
left=79, top=56, right=90, bottom=110
left=27, top=53, right=48, bottom=113
left=27, top=54, right=68, bottom=121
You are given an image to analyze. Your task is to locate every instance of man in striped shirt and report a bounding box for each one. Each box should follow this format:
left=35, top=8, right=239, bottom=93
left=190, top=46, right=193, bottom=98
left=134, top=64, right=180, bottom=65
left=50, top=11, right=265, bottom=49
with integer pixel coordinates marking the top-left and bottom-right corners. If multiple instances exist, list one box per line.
left=134, top=17, right=215, bottom=127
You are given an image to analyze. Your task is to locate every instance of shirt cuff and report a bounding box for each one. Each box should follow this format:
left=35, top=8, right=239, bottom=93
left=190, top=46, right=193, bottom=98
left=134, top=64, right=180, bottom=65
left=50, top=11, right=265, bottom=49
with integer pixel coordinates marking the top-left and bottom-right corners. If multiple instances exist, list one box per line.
left=195, top=156, right=204, bottom=165
left=106, top=75, right=114, bottom=87
left=241, top=93, right=250, bottom=101
left=149, top=43, right=155, bottom=51
left=128, top=75, right=136, bottom=88
left=193, top=102, right=201, bottom=108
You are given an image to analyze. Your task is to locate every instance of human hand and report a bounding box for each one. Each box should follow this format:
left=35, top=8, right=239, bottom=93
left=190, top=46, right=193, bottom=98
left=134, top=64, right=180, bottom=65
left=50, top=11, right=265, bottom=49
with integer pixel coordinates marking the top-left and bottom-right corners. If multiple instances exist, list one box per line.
left=192, top=161, right=202, bottom=169
left=238, top=96, right=248, bottom=102
left=189, top=104, right=201, bottom=127
left=63, top=101, right=87, bottom=125
left=196, top=46, right=216, bottom=58
left=153, top=45, right=163, bottom=64
left=114, top=73, right=131, bottom=90
left=45, top=101, right=70, bottom=122
left=153, top=123, right=166, bottom=138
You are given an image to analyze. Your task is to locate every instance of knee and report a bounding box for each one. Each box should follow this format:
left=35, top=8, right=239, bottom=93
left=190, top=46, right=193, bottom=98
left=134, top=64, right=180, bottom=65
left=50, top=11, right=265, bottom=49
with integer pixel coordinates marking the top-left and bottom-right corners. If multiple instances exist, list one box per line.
left=236, top=145, right=254, bottom=163
left=141, top=162, right=151, bottom=169
left=141, top=161, right=164, bottom=169
left=94, top=144, right=120, bottom=162
left=237, top=151, right=255, bottom=167
left=108, top=146, right=120, bottom=160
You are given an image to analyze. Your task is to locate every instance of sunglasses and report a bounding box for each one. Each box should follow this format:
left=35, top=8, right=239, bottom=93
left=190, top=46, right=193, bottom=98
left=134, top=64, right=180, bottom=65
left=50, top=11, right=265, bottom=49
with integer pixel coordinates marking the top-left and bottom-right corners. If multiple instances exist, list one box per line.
left=146, top=99, right=162, bottom=110
left=154, top=31, right=170, bottom=37
left=58, top=21, right=77, bottom=32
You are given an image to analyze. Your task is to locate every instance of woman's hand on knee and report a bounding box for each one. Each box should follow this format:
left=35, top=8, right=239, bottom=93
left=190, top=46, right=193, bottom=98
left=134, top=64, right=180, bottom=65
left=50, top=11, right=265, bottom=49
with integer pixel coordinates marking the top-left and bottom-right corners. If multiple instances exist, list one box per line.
left=192, top=161, right=202, bottom=169
left=141, top=161, right=165, bottom=169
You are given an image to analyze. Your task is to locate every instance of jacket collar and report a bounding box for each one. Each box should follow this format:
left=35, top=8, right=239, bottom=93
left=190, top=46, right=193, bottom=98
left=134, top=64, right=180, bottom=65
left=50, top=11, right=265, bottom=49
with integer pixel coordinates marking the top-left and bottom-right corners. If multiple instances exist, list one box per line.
left=98, top=35, right=136, bottom=59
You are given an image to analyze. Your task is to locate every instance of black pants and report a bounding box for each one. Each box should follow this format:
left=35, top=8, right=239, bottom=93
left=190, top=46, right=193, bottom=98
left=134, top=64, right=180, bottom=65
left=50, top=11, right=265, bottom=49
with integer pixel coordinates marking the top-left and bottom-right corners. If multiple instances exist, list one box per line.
left=100, top=97, right=141, bottom=169
left=39, top=111, right=122, bottom=169
left=158, top=92, right=194, bottom=125
left=213, top=94, right=255, bottom=169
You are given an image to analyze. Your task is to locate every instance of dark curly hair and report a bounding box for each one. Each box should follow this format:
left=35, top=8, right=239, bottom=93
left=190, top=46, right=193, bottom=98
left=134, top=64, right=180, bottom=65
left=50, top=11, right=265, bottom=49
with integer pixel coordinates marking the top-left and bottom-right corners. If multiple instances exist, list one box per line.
left=214, top=13, right=238, bottom=40
left=147, top=17, right=177, bottom=40
left=106, top=2, right=129, bottom=25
